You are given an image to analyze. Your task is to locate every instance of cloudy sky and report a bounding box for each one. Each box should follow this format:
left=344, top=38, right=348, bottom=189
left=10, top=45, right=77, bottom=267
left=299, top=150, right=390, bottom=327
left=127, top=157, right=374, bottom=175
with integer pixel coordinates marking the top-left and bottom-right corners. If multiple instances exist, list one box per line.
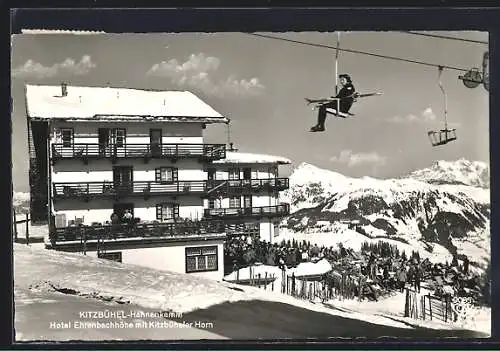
left=11, top=31, right=489, bottom=191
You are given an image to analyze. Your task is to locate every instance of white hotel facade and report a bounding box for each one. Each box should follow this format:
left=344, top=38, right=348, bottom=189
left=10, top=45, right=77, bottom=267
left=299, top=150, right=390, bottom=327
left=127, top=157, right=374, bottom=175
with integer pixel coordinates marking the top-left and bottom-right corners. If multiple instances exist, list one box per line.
left=25, top=84, right=290, bottom=280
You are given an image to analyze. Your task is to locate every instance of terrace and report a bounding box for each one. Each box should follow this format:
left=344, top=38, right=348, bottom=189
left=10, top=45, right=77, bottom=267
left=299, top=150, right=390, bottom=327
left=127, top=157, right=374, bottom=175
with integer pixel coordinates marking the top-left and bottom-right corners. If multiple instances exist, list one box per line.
left=51, top=143, right=226, bottom=164
left=53, top=180, right=207, bottom=201
left=50, top=219, right=228, bottom=245
left=53, top=178, right=290, bottom=202
left=205, top=178, right=289, bottom=197
left=204, top=204, right=290, bottom=220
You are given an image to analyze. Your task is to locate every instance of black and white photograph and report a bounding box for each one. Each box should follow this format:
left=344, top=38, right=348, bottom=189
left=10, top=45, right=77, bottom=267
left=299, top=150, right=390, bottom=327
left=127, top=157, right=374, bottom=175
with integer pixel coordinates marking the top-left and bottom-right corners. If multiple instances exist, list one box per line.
left=11, top=29, right=490, bottom=341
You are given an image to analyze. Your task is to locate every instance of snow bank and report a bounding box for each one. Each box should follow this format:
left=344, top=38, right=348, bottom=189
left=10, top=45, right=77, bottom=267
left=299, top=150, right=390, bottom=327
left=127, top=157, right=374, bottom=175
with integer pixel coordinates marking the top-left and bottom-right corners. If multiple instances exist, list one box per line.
left=15, top=244, right=461, bottom=332
left=291, top=258, right=332, bottom=277
left=213, top=151, right=291, bottom=165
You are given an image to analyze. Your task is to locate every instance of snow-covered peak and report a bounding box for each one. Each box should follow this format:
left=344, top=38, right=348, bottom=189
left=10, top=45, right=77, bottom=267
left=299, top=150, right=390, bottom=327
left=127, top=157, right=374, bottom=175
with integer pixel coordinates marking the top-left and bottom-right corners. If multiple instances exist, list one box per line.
left=407, top=159, right=489, bottom=188
left=290, top=162, right=348, bottom=185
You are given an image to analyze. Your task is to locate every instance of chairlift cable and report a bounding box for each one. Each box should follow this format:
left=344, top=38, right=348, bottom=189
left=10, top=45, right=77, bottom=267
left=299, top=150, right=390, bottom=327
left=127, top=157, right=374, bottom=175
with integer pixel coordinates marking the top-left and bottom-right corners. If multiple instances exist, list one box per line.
left=244, top=33, right=483, bottom=74
left=400, top=31, right=488, bottom=45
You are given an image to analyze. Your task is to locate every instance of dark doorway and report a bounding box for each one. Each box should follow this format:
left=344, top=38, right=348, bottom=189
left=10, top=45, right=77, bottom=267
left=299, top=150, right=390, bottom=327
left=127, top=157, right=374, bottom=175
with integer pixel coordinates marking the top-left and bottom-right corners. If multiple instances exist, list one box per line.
left=113, top=166, right=133, bottom=193
left=150, top=129, right=162, bottom=157
left=243, top=167, right=252, bottom=180
left=98, top=128, right=111, bottom=156
left=113, top=203, right=134, bottom=222
left=207, top=168, right=216, bottom=180
left=243, top=195, right=252, bottom=215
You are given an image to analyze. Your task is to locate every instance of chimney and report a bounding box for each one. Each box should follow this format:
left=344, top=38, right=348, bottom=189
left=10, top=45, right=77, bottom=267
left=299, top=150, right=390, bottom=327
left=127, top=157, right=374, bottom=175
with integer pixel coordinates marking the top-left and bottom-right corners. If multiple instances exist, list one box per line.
left=61, top=82, right=68, bottom=97
left=229, top=142, right=238, bottom=152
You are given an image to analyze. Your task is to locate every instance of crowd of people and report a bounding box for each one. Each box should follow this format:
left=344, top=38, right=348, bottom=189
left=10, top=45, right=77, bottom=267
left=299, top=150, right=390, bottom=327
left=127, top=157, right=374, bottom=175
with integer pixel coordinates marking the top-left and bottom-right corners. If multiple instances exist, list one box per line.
left=224, top=235, right=488, bottom=305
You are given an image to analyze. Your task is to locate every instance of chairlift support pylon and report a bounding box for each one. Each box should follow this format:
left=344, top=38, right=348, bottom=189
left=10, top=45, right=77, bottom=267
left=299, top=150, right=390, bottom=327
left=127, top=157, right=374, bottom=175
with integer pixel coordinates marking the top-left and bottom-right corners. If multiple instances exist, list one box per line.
left=428, top=66, right=457, bottom=147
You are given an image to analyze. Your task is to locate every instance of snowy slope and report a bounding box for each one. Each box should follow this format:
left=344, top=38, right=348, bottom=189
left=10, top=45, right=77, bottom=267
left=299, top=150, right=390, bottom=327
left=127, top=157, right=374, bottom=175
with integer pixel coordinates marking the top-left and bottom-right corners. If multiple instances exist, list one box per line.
left=407, top=159, right=489, bottom=188
left=15, top=244, right=462, bottom=333
left=280, top=160, right=490, bottom=268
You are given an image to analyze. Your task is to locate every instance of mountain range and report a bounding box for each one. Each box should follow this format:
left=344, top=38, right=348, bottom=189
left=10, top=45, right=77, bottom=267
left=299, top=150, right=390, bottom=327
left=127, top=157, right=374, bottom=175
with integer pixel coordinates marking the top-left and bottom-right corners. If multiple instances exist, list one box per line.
left=280, top=159, right=490, bottom=268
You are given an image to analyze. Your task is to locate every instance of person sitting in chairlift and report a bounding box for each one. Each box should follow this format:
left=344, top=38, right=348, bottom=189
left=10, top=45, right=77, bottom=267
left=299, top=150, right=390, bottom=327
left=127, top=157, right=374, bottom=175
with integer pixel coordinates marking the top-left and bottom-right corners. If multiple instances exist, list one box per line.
left=311, top=74, right=356, bottom=132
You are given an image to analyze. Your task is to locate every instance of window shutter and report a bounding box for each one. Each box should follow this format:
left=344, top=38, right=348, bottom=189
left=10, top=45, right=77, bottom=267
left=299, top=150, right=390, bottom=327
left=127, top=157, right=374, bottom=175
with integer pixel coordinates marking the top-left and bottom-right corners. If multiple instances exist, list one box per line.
left=174, top=204, right=180, bottom=219
left=173, top=168, right=179, bottom=182
left=155, top=168, right=161, bottom=182
left=156, top=204, right=162, bottom=220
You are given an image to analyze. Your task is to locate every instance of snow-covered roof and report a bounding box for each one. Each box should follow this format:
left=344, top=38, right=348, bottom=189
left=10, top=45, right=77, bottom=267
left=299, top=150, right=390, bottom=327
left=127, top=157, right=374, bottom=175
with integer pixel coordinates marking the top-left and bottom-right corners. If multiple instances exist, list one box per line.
left=213, top=152, right=292, bottom=165
left=25, top=84, right=229, bottom=124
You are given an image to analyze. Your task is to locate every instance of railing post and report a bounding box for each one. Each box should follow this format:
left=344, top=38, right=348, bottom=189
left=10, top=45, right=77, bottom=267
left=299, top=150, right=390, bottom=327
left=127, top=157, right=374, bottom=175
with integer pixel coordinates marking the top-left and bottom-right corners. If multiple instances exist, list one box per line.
left=13, top=208, right=18, bottom=242
left=25, top=213, right=30, bottom=245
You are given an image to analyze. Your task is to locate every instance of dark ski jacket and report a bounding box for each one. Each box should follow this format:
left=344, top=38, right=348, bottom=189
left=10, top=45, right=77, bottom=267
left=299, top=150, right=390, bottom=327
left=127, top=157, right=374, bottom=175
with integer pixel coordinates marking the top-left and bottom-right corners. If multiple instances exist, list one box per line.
left=333, top=83, right=356, bottom=112
left=335, top=83, right=356, bottom=102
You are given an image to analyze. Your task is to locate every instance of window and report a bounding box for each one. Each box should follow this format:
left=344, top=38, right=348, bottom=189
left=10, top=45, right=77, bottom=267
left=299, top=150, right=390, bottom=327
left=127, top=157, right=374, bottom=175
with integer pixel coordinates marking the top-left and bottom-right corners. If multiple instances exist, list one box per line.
left=155, top=167, right=178, bottom=183
left=61, top=128, right=73, bottom=147
left=273, top=223, right=280, bottom=237
left=185, top=246, right=218, bottom=273
left=228, top=168, right=240, bottom=180
left=156, top=203, right=179, bottom=221
left=229, top=196, right=241, bottom=208
left=245, top=223, right=260, bottom=238
left=208, top=199, right=216, bottom=209
left=115, top=128, right=126, bottom=147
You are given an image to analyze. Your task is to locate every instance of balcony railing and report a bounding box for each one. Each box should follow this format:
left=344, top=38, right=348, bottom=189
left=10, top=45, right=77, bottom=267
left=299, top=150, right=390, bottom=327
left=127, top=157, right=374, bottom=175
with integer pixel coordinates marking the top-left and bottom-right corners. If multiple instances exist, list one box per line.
left=51, top=143, right=226, bottom=163
left=206, top=178, right=289, bottom=196
left=204, top=204, right=290, bottom=219
left=53, top=178, right=290, bottom=201
left=50, top=220, right=227, bottom=243
left=53, top=180, right=207, bottom=200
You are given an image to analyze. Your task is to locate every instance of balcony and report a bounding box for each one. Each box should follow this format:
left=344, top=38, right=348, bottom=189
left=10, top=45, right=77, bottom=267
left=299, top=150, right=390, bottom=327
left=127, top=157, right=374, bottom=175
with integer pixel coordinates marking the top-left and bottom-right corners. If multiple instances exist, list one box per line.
left=53, top=180, right=207, bottom=201
left=205, top=178, right=289, bottom=197
left=51, top=143, right=226, bottom=164
left=204, top=204, right=290, bottom=220
left=50, top=220, right=227, bottom=244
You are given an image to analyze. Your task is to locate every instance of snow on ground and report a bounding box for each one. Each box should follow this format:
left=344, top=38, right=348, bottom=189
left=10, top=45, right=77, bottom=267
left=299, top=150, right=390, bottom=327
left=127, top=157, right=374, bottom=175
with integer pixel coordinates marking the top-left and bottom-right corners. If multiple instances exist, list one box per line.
left=213, top=151, right=291, bottom=165
left=326, top=287, right=491, bottom=336
left=15, top=243, right=481, bottom=333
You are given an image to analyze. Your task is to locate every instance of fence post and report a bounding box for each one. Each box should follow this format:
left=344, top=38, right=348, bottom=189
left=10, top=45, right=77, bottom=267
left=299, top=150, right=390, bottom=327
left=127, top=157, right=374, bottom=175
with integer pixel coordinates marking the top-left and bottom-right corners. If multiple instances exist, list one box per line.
left=264, top=272, right=268, bottom=290
left=25, top=213, right=30, bottom=245
left=13, top=209, right=18, bottom=242
left=423, top=296, right=426, bottom=320
left=429, top=294, right=433, bottom=320
left=404, top=289, right=410, bottom=317
left=444, top=296, right=448, bottom=323
left=257, top=273, right=261, bottom=289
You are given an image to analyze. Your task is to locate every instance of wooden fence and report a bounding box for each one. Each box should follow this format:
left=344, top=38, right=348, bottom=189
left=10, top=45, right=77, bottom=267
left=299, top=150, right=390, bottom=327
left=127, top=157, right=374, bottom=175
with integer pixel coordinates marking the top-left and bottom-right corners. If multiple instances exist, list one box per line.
left=232, top=266, right=277, bottom=291
left=404, top=288, right=455, bottom=323
left=283, top=272, right=364, bottom=302
left=12, top=210, right=31, bottom=244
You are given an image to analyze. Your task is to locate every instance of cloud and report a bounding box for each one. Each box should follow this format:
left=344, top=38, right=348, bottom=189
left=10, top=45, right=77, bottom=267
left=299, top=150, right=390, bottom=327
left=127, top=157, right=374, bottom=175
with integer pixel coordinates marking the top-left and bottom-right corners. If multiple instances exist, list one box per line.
left=146, top=53, right=265, bottom=98
left=12, top=55, right=96, bottom=79
left=384, top=107, right=437, bottom=124
left=330, top=149, right=387, bottom=168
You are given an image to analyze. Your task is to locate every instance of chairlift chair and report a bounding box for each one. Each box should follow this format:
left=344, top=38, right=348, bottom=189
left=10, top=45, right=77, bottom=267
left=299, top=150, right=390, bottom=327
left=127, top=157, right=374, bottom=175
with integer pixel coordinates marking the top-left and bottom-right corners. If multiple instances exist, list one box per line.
left=427, top=129, right=457, bottom=147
